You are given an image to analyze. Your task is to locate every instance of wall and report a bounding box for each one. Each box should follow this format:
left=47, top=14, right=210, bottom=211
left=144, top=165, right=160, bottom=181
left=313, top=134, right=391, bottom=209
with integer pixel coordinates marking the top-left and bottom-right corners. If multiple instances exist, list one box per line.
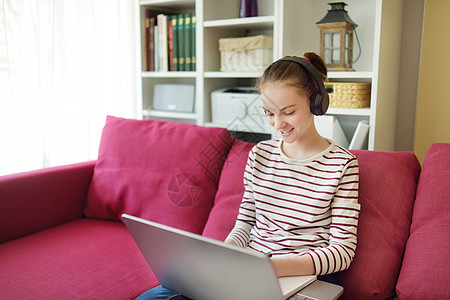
left=414, top=0, right=450, bottom=163
left=395, top=0, right=424, bottom=151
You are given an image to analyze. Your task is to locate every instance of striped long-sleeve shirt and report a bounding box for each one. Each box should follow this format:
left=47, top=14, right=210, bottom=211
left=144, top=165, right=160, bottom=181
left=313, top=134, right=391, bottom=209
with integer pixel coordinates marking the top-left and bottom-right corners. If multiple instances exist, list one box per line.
left=226, top=139, right=360, bottom=276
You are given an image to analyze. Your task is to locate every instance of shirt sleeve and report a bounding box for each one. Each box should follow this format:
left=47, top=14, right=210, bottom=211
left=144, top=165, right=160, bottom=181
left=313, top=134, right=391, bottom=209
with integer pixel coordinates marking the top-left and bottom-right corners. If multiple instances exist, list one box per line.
left=225, top=147, right=257, bottom=248
left=307, top=157, right=360, bottom=275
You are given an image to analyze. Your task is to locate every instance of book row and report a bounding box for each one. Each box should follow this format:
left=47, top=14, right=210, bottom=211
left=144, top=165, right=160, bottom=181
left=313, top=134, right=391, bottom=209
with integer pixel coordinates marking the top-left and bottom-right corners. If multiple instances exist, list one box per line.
left=144, top=10, right=196, bottom=72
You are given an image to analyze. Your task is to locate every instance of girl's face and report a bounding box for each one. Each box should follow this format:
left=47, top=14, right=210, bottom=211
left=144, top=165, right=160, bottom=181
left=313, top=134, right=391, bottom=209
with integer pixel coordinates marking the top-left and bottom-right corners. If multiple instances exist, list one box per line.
left=261, top=83, right=315, bottom=145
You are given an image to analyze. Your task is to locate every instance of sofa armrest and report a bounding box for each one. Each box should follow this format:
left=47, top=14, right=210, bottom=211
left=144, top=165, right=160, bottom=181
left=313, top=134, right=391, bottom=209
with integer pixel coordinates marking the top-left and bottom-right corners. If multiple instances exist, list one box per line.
left=0, top=161, right=96, bottom=243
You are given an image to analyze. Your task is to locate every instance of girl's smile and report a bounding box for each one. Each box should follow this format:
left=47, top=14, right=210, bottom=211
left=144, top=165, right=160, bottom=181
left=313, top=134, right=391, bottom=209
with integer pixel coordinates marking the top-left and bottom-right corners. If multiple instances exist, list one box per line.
left=280, top=128, right=294, bottom=135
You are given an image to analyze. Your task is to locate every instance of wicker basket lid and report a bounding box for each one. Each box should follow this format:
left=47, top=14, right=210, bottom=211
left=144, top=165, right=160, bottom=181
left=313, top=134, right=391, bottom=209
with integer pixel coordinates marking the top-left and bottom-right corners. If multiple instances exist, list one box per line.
left=219, top=35, right=273, bottom=52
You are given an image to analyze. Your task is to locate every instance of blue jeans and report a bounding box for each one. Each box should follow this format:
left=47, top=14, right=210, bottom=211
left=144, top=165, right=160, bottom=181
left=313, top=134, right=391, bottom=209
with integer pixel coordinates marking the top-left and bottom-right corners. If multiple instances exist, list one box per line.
left=136, top=285, right=192, bottom=300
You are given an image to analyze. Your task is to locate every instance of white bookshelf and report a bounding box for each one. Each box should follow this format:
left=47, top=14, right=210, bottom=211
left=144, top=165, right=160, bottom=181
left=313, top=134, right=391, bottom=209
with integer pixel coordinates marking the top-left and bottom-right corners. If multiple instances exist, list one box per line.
left=136, top=0, right=404, bottom=150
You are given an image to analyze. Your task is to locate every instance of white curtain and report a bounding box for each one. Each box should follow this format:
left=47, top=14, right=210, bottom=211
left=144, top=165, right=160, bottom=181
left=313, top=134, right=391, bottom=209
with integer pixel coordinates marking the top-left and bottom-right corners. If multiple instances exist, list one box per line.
left=0, top=0, right=137, bottom=176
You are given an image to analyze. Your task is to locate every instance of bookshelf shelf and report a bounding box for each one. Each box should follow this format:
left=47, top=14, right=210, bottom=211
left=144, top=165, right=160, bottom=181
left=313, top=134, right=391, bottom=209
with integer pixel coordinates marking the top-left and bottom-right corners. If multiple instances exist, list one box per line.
left=326, top=108, right=371, bottom=117
left=142, top=71, right=197, bottom=78
left=203, top=16, right=275, bottom=29
left=136, top=0, right=405, bottom=151
left=140, top=0, right=195, bottom=9
left=142, top=109, right=198, bottom=120
left=328, top=71, right=373, bottom=80
left=204, top=71, right=262, bottom=78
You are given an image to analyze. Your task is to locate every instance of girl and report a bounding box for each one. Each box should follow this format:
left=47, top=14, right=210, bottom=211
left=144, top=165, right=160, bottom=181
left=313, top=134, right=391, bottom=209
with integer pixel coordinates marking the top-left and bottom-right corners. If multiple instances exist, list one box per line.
left=225, top=52, right=360, bottom=279
left=138, top=52, right=360, bottom=299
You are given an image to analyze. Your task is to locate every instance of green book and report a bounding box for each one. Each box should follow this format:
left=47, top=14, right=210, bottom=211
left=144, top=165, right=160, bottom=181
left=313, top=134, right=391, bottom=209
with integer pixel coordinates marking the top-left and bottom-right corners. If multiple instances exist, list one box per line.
left=172, top=16, right=179, bottom=71
left=184, top=13, right=191, bottom=71
left=191, top=14, right=196, bottom=71
left=177, top=14, right=185, bottom=71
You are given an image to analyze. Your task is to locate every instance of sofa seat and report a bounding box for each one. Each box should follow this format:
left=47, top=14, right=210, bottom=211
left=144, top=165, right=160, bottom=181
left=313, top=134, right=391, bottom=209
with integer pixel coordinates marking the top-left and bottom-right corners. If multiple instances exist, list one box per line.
left=0, top=219, right=158, bottom=299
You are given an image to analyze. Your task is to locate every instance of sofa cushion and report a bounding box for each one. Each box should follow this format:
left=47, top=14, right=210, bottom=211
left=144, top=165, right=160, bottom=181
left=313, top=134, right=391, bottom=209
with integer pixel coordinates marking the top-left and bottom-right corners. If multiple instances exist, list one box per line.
left=202, top=139, right=254, bottom=240
left=396, top=143, right=450, bottom=300
left=0, top=219, right=158, bottom=299
left=339, top=150, right=421, bottom=300
left=84, top=116, right=233, bottom=234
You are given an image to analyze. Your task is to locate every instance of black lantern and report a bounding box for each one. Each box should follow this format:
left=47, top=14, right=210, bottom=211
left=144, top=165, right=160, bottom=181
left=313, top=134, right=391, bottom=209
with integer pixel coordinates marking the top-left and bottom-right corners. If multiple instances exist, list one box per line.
left=316, top=2, right=357, bottom=71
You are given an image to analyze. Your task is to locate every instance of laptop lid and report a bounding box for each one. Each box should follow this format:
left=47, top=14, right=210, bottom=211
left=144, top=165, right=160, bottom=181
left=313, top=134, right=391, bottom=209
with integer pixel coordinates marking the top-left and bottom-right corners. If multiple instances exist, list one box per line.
left=122, top=214, right=316, bottom=300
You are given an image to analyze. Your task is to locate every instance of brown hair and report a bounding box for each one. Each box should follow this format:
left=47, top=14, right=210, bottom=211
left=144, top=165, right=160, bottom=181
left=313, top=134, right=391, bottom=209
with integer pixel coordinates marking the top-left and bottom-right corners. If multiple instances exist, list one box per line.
left=256, top=52, right=328, bottom=98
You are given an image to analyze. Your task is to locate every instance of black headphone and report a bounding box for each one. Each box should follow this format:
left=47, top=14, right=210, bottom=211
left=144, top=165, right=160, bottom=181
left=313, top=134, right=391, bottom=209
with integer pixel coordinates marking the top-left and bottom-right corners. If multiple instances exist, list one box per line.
left=277, top=56, right=329, bottom=116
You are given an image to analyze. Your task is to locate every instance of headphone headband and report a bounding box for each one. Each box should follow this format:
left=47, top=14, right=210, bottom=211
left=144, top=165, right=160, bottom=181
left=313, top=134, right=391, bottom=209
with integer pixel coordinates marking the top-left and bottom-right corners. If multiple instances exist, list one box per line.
left=275, top=56, right=329, bottom=116
left=277, top=57, right=326, bottom=93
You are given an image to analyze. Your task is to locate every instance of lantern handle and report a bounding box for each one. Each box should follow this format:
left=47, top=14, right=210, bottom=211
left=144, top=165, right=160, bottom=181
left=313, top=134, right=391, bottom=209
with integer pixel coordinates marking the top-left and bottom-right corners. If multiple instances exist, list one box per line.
left=353, top=27, right=361, bottom=64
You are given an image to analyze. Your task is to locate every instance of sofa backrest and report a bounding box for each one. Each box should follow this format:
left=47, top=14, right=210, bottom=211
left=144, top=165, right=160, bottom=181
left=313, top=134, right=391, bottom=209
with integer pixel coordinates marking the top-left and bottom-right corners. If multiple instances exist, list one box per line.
left=340, top=150, right=421, bottom=299
left=396, top=143, right=450, bottom=300
left=202, top=139, right=255, bottom=240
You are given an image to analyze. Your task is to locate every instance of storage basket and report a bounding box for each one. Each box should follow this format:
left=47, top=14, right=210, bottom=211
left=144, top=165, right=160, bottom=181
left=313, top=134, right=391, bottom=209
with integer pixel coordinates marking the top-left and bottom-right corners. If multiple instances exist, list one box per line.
left=219, top=35, right=273, bottom=72
left=327, top=82, right=371, bottom=108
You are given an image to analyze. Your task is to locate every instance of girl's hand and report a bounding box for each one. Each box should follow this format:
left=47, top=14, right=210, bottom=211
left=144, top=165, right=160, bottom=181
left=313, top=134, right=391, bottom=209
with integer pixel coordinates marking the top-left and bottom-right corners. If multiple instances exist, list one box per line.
left=270, top=255, right=315, bottom=277
left=224, top=239, right=237, bottom=246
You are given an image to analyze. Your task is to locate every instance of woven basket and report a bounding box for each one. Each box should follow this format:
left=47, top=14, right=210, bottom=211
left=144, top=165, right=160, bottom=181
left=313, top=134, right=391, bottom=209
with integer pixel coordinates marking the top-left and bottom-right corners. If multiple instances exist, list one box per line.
left=327, top=82, right=371, bottom=108
left=219, top=35, right=273, bottom=72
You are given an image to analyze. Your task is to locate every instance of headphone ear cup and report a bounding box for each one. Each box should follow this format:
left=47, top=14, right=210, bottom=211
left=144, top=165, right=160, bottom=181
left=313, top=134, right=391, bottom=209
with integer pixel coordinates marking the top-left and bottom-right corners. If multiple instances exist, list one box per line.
left=310, top=89, right=329, bottom=116
left=321, top=90, right=330, bottom=115
left=310, top=91, right=323, bottom=115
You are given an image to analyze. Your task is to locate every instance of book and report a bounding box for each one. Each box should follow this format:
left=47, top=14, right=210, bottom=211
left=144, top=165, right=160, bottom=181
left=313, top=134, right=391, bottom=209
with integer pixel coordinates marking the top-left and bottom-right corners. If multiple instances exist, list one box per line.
left=154, top=24, right=159, bottom=71
left=191, top=14, right=196, bottom=71
left=184, top=14, right=192, bottom=71
left=144, top=10, right=150, bottom=71
left=157, top=14, right=168, bottom=72
left=172, top=16, right=179, bottom=71
left=349, top=120, right=370, bottom=150
left=177, top=14, right=185, bottom=71
left=144, top=10, right=158, bottom=71
left=149, top=16, right=156, bottom=71
left=168, top=16, right=174, bottom=71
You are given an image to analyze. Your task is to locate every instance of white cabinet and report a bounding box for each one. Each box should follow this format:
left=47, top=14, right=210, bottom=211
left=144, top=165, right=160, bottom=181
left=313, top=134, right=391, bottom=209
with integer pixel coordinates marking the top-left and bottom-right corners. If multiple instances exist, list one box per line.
left=136, top=0, right=403, bottom=150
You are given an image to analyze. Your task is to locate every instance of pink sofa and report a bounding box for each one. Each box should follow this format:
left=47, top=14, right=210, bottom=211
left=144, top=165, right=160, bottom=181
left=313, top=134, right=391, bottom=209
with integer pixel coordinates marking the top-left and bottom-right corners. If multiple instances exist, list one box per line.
left=1, top=116, right=449, bottom=300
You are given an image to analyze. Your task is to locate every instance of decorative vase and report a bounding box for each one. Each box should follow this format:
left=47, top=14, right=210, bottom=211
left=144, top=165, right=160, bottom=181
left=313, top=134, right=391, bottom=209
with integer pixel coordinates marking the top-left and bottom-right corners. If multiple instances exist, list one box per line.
left=239, top=0, right=258, bottom=18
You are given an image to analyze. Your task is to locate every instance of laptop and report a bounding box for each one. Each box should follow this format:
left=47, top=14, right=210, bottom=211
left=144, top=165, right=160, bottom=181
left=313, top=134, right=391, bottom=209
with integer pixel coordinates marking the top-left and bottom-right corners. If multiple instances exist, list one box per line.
left=122, top=214, right=317, bottom=300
